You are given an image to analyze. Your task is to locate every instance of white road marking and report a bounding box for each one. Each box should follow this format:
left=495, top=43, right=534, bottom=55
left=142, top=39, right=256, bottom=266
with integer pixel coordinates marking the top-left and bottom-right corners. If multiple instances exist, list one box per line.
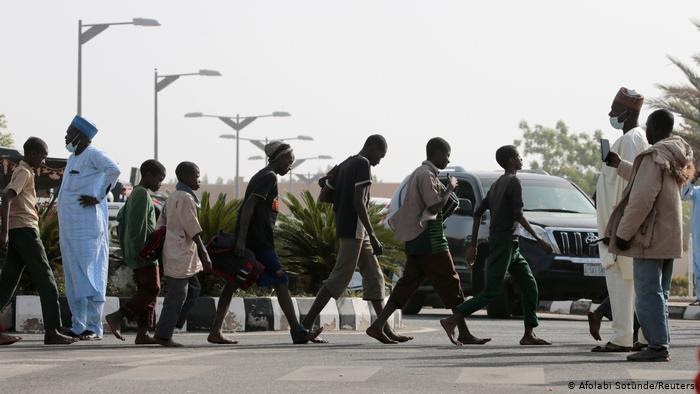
left=277, top=366, right=381, bottom=382
left=0, top=364, right=57, bottom=379
left=456, top=367, right=546, bottom=385
left=100, top=365, right=218, bottom=381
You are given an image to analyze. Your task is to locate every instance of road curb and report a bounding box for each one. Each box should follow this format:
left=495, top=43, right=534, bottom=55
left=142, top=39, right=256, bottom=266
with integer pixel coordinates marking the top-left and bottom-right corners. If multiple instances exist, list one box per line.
left=2, top=295, right=402, bottom=334
left=538, top=300, right=700, bottom=320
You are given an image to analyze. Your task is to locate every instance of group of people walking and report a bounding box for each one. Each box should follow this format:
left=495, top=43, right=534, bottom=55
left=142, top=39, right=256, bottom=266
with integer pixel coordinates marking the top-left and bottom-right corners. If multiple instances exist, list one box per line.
left=0, top=90, right=694, bottom=362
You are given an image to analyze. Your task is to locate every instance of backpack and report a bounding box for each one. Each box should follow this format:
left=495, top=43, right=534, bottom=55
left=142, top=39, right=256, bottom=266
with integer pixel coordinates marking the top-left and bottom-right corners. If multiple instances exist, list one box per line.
left=317, top=164, right=341, bottom=204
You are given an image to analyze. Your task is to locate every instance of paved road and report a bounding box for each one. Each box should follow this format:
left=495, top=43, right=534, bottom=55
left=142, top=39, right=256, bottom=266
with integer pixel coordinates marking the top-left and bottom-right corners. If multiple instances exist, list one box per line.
left=1, top=310, right=698, bottom=393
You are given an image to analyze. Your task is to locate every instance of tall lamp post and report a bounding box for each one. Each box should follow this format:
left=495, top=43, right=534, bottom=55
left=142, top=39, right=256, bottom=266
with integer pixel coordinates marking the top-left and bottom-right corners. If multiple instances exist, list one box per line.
left=185, top=111, right=291, bottom=198
left=154, top=69, right=221, bottom=160
left=78, top=18, right=160, bottom=115
left=250, top=154, right=332, bottom=194
left=220, top=134, right=313, bottom=155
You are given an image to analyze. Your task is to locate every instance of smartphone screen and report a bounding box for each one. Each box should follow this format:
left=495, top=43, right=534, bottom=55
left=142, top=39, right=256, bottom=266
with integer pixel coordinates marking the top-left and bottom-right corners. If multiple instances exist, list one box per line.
left=600, top=139, right=610, bottom=162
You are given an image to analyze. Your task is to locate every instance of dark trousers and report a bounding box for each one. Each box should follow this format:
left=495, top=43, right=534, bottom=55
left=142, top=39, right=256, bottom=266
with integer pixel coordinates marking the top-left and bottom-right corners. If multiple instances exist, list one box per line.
left=0, top=228, right=61, bottom=331
left=455, top=239, right=540, bottom=327
left=388, top=251, right=465, bottom=309
left=155, top=275, right=201, bottom=339
left=120, top=265, right=161, bottom=330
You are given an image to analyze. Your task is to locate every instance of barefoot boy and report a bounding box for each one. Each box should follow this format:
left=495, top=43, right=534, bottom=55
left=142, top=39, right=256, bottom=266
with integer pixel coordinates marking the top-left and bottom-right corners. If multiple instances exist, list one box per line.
left=367, top=137, right=480, bottom=344
left=106, top=160, right=166, bottom=344
left=440, top=145, right=552, bottom=346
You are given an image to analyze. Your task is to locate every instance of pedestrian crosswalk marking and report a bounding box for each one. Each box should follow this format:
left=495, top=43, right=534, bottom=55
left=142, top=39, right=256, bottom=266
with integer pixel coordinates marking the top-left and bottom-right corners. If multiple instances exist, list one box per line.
left=628, top=369, right=696, bottom=381
left=0, top=364, right=57, bottom=380
left=456, top=367, right=546, bottom=385
left=277, top=366, right=381, bottom=382
left=117, top=350, right=225, bottom=367
left=100, top=365, right=218, bottom=381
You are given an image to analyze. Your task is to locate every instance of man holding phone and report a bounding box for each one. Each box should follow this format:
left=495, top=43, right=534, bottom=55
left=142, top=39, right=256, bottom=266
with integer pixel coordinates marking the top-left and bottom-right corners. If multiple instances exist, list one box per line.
left=590, top=87, right=649, bottom=352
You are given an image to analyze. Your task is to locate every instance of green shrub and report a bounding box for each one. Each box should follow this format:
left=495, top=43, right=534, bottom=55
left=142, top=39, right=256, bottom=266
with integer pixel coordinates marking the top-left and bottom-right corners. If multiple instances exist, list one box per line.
left=275, top=191, right=402, bottom=294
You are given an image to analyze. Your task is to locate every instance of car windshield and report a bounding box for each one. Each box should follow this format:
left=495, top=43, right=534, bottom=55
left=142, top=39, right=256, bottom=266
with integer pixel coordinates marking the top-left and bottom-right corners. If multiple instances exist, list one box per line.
left=479, top=176, right=595, bottom=215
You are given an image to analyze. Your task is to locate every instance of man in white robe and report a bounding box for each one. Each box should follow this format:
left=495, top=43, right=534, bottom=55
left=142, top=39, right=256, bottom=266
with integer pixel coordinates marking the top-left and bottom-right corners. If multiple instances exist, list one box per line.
left=591, top=88, right=648, bottom=352
left=58, top=116, right=120, bottom=340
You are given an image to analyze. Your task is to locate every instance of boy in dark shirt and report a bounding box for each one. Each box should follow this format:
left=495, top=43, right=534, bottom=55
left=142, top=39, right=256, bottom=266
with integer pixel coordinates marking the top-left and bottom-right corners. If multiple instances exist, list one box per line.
left=209, top=141, right=320, bottom=344
left=440, top=145, right=552, bottom=346
left=301, top=135, right=407, bottom=343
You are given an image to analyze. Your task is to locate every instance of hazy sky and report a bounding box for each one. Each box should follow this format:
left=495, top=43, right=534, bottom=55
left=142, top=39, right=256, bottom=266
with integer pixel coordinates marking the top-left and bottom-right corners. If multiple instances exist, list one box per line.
left=1, top=1, right=698, bottom=183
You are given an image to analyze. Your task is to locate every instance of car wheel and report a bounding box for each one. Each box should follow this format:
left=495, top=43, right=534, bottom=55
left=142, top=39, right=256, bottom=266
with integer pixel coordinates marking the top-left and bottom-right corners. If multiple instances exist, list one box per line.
left=401, top=293, right=426, bottom=315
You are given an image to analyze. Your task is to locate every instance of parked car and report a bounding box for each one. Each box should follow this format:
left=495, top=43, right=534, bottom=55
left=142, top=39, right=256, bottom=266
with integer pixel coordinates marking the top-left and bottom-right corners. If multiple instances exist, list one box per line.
left=397, top=167, right=607, bottom=317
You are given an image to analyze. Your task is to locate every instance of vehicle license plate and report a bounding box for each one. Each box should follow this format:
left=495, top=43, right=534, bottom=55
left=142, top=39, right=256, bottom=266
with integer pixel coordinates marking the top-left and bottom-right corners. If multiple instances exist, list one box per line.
left=583, top=263, right=605, bottom=277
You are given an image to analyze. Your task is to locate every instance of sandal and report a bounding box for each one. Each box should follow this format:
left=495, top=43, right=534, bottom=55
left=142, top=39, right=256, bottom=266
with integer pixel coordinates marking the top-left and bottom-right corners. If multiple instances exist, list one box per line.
left=689, top=300, right=700, bottom=307
left=591, top=342, right=632, bottom=352
left=291, top=325, right=310, bottom=344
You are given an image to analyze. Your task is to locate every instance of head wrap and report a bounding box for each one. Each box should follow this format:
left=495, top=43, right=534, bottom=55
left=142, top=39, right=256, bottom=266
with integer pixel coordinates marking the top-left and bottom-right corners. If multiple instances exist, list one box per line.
left=265, top=141, right=293, bottom=162
left=612, top=87, right=644, bottom=112
left=69, top=115, right=98, bottom=139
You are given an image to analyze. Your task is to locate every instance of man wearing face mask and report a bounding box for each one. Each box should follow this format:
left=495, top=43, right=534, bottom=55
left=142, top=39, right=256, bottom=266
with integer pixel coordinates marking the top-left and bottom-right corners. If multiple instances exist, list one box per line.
left=589, top=88, right=648, bottom=353
left=58, top=115, right=121, bottom=340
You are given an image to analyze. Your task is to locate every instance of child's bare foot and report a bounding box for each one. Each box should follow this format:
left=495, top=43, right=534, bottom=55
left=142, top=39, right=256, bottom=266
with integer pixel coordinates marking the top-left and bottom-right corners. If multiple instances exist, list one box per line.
left=0, top=333, right=22, bottom=345
left=587, top=312, right=602, bottom=341
left=366, top=326, right=398, bottom=344
left=155, top=336, right=184, bottom=347
left=439, top=318, right=462, bottom=346
left=457, top=333, right=491, bottom=345
left=134, top=334, right=158, bottom=345
left=207, top=332, right=239, bottom=345
left=44, top=329, right=77, bottom=345
left=520, top=334, right=551, bottom=346
left=308, top=327, right=328, bottom=343
left=384, top=327, right=413, bottom=343
left=105, top=311, right=125, bottom=341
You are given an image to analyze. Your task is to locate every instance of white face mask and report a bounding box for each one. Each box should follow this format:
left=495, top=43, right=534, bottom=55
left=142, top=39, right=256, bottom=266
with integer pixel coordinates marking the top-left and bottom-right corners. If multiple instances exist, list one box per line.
left=609, top=111, right=627, bottom=130
left=65, top=135, right=79, bottom=153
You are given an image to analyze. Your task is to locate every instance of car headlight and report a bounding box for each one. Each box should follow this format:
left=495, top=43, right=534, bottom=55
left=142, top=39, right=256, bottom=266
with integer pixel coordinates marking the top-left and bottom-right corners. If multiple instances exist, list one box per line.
left=514, top=224, right=560, bottom=254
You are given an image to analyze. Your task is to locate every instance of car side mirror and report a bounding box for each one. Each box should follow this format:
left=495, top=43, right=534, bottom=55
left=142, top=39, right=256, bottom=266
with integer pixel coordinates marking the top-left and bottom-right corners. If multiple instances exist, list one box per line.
left=456, top=198, right=473, bottom=216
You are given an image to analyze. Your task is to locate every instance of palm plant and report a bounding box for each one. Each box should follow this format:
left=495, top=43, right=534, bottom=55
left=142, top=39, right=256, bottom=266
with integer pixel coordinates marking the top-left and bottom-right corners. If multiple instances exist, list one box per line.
left=276, top=191, right=401, bottom=294
left=196, top=192, right=242, bottom=296
left=198, top=191, right=242, bottom=242
left=649, top=21, right=700, bottom=153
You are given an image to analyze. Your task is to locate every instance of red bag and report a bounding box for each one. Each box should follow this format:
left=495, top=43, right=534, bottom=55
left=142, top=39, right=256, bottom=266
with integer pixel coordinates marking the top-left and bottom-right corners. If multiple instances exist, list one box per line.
left=139, top=226, right=166, bottom=261
left=206, top=231, right=264, bottom=290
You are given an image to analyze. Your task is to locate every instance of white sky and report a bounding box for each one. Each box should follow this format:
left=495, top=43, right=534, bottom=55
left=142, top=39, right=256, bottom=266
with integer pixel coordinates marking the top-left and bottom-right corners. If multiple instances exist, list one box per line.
left=1, top=1, right=698, bottom=182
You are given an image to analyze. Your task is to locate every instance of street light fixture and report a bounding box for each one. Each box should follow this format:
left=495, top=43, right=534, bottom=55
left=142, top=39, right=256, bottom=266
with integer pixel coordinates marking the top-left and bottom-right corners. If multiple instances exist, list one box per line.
left=289, top=155, right=333, bottom=194
left=185, top=111, right=291, bottom=198
left=77, top=18, right=160, bottom=115
left=219, top=134, right=313, bottom=152
left=153, top=68, right=221, bottom=160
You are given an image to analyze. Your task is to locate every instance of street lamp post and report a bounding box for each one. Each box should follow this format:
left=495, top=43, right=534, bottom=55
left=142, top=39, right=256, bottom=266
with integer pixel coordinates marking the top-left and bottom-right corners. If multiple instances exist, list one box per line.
left=220, top=134, right=313, bottom=156
left=154, top=69, right=221, bottom=160
left=185, top=111, right=291, bottom=198
left=251, top=155, right=332, bottom=195
left=77, top=18, right=160, bottom=115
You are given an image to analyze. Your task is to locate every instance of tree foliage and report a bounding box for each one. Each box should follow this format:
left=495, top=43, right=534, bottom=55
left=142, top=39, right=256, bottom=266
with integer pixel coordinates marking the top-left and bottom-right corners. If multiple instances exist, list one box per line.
left=649, top=21, right=700, bottom=155
left=0, top=114, right=15, bottom=147
left=514, top=120, right=602, bottom=196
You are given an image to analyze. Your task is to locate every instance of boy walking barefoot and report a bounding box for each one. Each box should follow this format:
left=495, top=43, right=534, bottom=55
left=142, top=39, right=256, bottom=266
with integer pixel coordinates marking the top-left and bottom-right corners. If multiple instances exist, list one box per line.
left=106, top=160, right=166, bottom=344
left=154, top=162, right=212, bottom=347
left=440, top=145, right=552, bottom=346
left=366, top=138, right=480, bottom=344
left=208, top=142, right=320, bottom=344
left=0, top=137, right=76, bottom=345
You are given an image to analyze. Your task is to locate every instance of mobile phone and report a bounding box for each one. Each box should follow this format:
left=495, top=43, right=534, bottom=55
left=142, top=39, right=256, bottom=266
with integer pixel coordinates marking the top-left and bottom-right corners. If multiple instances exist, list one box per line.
left=600, top=139, right=610, bottom=162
